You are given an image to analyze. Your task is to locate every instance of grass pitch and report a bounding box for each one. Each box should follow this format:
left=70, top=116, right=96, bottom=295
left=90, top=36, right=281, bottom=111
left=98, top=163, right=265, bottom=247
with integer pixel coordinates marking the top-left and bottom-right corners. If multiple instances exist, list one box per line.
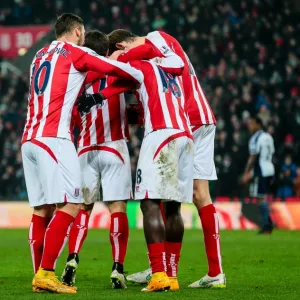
left=0, top=229, right=299, bottom=300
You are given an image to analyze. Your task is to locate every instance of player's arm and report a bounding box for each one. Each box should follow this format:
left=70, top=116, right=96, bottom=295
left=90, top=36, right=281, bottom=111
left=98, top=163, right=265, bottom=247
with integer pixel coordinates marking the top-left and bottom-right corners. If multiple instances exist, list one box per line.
left=72, top=46, right=144, bottom=85
left=85, top=71, right=105, bottom=85
left=117, top=42, right=184, bottom=76
left=241, top=141, right=259, bottom=184
left=76, top=61, right=143, bottom=114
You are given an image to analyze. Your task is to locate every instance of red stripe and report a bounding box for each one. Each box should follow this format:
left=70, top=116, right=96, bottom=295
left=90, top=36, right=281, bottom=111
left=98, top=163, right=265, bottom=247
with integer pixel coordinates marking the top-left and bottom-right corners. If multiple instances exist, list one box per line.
left=153, top=131, right=192, bottom=160
left=109, top=97, right=121, bottom=141
left=83, top=113, right=92, bottom=146
left=144, top=63, right=166, bottom=129
left=42, top=43, right=71, bottom=137
left=192, top=125, right=202, bottom=132
left=31, top=139, right=58, bottom=163
left=165, top=90, right=179, bottom=128
left=78, top=145, right=124, bottom=164
left=95, top=108, right=105, bottom=144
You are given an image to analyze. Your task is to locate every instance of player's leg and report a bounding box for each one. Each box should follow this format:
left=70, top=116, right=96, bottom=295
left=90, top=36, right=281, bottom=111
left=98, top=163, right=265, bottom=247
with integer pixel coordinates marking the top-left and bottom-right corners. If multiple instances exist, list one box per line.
left=22, top=141, right=55, bottom=281
left=135, top=130, right=191, bottom=292
left=255, top=177, right=274, bottom=234
left=140, top=199, right=170, bottom=292
left=164, top=201, right=184, bottom=291
left=62, top=148, right=100, bottom=286
left=188, top=125, right=226, bottom=289
left=32, top=137, right=82, bottom=294
left=107, top=201, right=128, bottom=289
left=100, top=140, right=132, bottom=289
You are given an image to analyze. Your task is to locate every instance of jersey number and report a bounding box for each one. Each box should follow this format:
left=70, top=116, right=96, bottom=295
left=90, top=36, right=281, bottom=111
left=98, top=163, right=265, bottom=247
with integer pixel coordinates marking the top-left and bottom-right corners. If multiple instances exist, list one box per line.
left=32, top=61, right=51, bottom=95
left=157, top=67, right=181, bottom=97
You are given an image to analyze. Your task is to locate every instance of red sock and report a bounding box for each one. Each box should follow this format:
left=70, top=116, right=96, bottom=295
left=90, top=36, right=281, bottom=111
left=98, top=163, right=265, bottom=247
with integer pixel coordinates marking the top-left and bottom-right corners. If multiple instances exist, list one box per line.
left=147, top=242, right=166, bottom=273
left=109, top=212, right=129, bottom=264
left=28, top=214, right=49, bottom=273
left=199, top=204, right=223, bottom=277
left=41, top=210, right=74, bottom=270
left=68, top=209, right=90, bottom=254
left=165, top=242, right=182, bottom=277
left=159, top=202, right=166, bottom=225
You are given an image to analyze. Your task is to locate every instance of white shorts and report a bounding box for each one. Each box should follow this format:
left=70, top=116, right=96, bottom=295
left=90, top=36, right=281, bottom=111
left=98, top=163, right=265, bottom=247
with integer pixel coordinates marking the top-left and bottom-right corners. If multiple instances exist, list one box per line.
left=21, top=137, right=83, bottom=208
left=135, top=129, right=194, bottom=203
left=78, top=139, right=132, bottom=204
left=192, top=124, right=217, bottom=180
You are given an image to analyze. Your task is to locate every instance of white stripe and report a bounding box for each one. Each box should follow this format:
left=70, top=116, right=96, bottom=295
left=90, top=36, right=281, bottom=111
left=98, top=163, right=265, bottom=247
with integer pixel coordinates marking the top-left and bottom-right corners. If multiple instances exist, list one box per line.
left=36, top=50, right=61, bottom=137
left=197, top=81, right=214, bottom=124
left=138, top=83, right=152, bottom=135
left=171, top=91, right=184, bottom=130
left=74, top=213, right=87, bottom=253
left=78, top=113, right=87, bottom=147
left=214, top=213, right=223, bottom=274
left=57, top=63, right=86, bottom=138
left=113, top=218, right=120, bottom=262
left=28, top=222, right=36, bottom=273
left=54, top=223, right=72, bottom=270
left=102, top=100, right=111, bottom=141
left=89, top=107, right=97, bottom=145
left=170, top=253, right=177, bottom=277
left=119, top=93, right=126, bottom=139
left=162, top=252, right=167, bottom=272
left=191, top=76, right=206, bottom=124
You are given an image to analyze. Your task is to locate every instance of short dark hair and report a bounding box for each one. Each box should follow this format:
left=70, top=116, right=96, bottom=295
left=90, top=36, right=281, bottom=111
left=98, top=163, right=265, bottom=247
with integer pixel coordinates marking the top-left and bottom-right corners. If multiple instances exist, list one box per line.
left=108, top=29, right=137, bottom=54
left=84, top=30, right=109, bottom=56
left=251, top=115, right=263, bottom=127
left=55, top=13, right=84, bottom=38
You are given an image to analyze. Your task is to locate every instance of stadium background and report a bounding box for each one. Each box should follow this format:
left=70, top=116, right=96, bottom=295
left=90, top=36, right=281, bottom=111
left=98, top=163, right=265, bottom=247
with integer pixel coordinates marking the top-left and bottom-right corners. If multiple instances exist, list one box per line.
left=0, top=0, right=300, bottom=229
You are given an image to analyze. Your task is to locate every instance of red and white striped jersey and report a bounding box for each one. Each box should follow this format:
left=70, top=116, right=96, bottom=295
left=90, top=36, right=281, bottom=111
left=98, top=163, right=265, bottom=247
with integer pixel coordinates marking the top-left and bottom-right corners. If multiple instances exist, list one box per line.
left=22, top=40, right=143, bottom=144
left=118, top=31, right=216, bottom=126
left=74, top=77, right=129, bottom=147
left=128, top=60, right=191, bottom=137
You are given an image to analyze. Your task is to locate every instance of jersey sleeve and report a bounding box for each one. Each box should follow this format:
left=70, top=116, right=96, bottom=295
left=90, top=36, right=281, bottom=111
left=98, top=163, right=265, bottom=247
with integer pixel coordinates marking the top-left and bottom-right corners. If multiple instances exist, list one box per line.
left=85, top=71, right=105, bottom=85
left=117, top=32, right=184, bottom=76
left=71, top=45, right=144, bottom=85
left=100, top=61, right=143, bottom=99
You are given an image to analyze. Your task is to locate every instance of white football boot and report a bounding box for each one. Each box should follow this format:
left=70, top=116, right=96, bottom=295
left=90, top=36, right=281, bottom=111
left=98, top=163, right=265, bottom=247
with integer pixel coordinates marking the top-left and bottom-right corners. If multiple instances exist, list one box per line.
left=188, top=273, right=226, bottom=288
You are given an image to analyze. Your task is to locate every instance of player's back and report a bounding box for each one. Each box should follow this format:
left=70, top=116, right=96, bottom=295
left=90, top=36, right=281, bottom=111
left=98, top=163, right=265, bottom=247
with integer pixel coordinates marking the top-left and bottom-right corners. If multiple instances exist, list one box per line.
left=129, top=60, right=190, bottom=137
left=76, top=77, right=129, bottom=147
left=23, top=41, right=89, bottom=143
left=147, top=31, right=216, bottom=125
left=249, top=130, right=275, bottom=177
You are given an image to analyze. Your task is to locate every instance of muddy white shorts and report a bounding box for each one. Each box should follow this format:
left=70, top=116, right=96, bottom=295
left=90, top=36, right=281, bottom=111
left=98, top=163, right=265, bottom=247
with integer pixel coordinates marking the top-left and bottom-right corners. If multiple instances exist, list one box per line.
left=135, top=129, right=194, bottom=203
left=78, top=139, right=132, bottom=204
left=192, top=124, right=217, bottom=180
left=21, top=137, right=83, bottom=208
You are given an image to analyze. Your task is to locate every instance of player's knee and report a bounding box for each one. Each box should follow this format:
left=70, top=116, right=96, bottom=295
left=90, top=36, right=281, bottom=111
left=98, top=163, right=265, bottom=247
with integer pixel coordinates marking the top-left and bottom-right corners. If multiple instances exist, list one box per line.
left=107, top=201, right=127, bottom=214
left=33, top=204, right=55, bottom=219
left=83, top=203, right=94, bottom=214
left=193, top=181, right=212, bottom=209
left=57, top=203, right=81, bottom=217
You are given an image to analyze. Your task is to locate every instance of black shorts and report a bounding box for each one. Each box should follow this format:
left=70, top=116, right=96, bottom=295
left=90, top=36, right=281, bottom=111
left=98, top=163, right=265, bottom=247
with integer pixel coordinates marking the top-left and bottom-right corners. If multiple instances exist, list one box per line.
left=249, top=176, right=273, bottom=198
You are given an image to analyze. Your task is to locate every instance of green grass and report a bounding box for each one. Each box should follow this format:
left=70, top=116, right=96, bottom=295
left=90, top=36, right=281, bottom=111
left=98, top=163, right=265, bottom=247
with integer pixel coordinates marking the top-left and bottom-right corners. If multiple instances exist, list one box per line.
left=0, top=229, right=299, bottom=300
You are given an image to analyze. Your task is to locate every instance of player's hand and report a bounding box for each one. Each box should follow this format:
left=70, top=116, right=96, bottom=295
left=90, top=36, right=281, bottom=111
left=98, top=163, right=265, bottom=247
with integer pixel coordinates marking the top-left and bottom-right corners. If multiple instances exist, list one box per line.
left=76, top=93, right=105, bottom=114
left=109, top=50, right=125, bottom=61
left=241, top=172, right=251, bottom=184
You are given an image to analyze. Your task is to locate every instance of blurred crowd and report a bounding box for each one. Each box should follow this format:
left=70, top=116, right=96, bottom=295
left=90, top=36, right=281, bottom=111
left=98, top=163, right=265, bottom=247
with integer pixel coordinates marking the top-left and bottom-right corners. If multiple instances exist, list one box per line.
left=1, top=0, right=300, bottom=199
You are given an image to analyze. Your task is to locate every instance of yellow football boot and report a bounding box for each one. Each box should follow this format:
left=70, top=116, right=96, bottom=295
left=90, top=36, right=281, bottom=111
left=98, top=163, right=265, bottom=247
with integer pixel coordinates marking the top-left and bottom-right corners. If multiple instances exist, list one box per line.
left=141, top=272, right=170, bottom=292
left=33, top=268, right=77, bottom=294
left=169, top=277, right=180, bottom=291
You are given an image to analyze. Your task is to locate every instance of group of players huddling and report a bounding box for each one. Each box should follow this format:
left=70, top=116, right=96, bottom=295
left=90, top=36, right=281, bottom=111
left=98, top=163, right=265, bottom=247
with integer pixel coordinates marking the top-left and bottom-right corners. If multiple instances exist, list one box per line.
left=22, top=12, right=231, bottom=294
